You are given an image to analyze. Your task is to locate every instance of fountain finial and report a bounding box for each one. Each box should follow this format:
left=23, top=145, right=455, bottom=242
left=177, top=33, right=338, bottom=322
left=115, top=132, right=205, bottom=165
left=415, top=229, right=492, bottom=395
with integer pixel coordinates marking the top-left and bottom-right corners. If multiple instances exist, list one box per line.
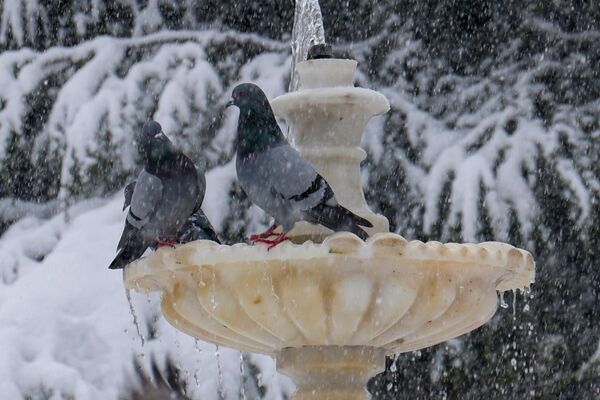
left=307, top=43, right=333, bottom=60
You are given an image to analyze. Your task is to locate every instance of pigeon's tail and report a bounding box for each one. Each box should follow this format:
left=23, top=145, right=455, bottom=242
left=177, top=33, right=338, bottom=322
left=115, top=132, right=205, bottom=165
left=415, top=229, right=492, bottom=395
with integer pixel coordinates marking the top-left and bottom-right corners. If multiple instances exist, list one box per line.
left=108, top=243, right=147, bottom=270
left=308, top=204, right=373, bottom=241
left=178, top=211, right=221, bottom=244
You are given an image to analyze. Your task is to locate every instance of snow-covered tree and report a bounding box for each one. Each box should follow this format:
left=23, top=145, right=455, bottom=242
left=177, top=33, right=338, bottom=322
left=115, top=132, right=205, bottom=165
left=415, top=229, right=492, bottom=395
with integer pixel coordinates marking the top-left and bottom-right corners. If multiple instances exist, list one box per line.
left=0, top=0, right=598, bottom=398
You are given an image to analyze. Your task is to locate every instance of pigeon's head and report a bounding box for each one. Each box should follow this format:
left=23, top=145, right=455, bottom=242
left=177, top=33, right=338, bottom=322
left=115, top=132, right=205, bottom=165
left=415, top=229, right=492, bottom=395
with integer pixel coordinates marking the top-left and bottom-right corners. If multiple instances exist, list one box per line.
left=227, top=83, right=271, bottom=111
left=137, top=120, right=174, bottom=161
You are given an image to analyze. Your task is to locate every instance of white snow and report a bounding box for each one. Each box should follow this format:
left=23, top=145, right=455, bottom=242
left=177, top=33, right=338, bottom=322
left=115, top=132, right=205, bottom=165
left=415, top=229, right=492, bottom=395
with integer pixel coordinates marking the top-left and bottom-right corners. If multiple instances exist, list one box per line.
left=0, top=196, right=293, bottom=399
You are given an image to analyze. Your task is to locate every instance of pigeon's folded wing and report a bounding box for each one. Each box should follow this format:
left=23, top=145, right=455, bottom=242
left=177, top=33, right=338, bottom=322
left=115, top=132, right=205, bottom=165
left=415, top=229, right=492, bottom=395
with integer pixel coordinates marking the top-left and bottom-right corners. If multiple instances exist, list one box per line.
left=263, top=145, right=334, bottom=211
left=193, top=165, right=207, bottom=212
left=123, top=180, right=136, bottom=211
left=126, top=170, right=164, bottom=229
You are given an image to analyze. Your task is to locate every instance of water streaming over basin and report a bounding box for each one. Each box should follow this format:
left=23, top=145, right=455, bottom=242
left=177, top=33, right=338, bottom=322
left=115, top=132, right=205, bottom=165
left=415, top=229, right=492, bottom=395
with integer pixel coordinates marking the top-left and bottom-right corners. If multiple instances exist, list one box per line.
left=125, top=288, right=145, bottom=347
left=215, top=345, right=226, bottom=400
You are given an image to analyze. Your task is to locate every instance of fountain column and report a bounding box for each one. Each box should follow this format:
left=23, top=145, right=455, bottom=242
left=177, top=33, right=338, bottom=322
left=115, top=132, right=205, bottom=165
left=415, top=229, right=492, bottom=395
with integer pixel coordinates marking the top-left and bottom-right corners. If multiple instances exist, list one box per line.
left=277, top=346, right=386, bottom=400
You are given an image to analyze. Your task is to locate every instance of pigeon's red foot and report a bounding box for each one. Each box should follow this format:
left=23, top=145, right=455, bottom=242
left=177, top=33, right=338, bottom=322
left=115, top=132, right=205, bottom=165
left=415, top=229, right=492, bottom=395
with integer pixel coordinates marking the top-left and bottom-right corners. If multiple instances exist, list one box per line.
left=157, top=240, right=178, bottom=248
left=248, top=224, right=278, bottom=241
left=252, top=232, right=289, bottom=250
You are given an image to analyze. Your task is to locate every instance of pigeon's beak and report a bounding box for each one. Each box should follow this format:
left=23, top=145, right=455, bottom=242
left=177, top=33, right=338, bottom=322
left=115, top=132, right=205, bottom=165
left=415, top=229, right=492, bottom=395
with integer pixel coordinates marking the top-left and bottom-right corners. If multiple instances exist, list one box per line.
left=155, top=130, right=170, bottom=139
left=226, top=99, right=234, bottom=107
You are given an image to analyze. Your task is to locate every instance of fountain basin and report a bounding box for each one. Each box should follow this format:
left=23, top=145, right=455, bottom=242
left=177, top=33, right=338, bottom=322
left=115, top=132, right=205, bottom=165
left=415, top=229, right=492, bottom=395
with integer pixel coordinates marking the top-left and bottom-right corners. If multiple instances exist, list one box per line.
left=124, top=232, right=534, bottom=356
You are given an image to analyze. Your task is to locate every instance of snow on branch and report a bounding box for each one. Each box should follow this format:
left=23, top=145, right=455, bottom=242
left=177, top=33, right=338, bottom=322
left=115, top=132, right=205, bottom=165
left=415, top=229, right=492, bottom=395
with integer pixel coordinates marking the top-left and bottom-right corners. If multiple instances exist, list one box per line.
left=0, top=30, right=286, bottom=198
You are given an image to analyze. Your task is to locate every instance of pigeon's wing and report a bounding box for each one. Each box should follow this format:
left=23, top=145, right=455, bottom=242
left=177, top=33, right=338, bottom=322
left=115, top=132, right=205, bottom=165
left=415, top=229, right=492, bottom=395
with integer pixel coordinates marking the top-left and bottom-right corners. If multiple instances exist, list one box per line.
left=261, top=145, right=373, bottom=238
left=129, top=170, right=163, bottom=225
left=117, top=170, right=163, bottom=250
left=178, top=209, right=220, bottom=243
left=193, top=165, right=207, bottom=212
left=263, top=145, right=334, bottom=211
left=123, top=180, right=136, bottom=211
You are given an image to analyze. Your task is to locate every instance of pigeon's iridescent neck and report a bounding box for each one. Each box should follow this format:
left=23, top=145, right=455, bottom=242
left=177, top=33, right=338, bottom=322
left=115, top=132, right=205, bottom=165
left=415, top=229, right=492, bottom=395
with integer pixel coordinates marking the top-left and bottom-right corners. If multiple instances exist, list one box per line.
left=146, top=152, right=191, bottom=177
left=236, top=107, right=286, bottom=157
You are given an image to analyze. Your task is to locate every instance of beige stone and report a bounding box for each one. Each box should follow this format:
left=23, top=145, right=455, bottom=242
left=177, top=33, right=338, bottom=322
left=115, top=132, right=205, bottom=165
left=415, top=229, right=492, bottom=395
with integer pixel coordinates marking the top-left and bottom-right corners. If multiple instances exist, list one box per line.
left=124, top=233, right=535, bottom=398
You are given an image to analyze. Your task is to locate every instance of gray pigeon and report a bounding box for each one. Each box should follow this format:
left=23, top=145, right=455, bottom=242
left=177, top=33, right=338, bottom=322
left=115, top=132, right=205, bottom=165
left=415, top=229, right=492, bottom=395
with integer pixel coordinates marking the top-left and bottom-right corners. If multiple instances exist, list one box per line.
left=122, top=167, right=220, bottom=244
left=227, top=83, right=372, bottom=247
left=109, top=121, right=202, bottom=269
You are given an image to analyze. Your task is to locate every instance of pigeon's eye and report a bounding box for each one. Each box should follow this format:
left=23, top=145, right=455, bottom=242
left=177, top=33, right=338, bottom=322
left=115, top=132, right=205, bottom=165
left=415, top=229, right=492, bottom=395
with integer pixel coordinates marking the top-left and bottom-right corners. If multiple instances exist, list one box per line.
left=239, top=90, right=245, bottom=97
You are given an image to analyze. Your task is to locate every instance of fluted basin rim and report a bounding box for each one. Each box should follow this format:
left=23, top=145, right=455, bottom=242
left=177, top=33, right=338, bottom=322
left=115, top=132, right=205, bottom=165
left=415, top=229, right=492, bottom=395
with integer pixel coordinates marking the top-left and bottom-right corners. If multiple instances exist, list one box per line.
left=124, top=232, right=535, bottom=355
left=124, top=232, right=535, bottom=294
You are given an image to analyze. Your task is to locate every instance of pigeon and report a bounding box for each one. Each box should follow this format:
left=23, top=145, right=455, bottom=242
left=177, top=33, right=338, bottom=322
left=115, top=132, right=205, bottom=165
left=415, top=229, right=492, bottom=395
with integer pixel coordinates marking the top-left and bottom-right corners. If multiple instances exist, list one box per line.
left=227, top=83, right=373, bottom=248
left=122, top=167, right=220, bottom=244
left=109, top=121, right=205, bottom=269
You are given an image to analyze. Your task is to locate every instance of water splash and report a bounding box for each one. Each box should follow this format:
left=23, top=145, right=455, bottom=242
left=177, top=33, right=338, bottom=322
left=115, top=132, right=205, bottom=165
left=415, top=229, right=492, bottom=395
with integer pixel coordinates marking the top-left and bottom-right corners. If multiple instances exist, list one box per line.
left=125, top=288, right=145, bottom=346
left=289, top=0, right=326, bottom=92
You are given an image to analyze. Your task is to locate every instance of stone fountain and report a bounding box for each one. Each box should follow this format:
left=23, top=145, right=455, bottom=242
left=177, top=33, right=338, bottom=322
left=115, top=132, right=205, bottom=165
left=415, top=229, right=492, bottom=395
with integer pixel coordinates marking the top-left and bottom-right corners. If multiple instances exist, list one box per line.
left=124, top=14, right=535, bottom=400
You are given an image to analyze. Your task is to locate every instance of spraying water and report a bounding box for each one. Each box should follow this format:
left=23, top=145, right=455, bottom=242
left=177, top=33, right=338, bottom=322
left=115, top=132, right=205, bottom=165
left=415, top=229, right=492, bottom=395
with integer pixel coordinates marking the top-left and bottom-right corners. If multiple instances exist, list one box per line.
left=289, top=0, right=326, bottom=91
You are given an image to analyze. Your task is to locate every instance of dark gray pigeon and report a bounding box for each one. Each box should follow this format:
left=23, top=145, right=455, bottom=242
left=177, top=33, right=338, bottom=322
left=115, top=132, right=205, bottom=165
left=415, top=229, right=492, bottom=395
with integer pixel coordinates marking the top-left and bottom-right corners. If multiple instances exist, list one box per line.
left=109, top=121, right=203, bottom=269
left=227, top=83, right=373, bottom=247
left=122, top=167, right=220, bottom=244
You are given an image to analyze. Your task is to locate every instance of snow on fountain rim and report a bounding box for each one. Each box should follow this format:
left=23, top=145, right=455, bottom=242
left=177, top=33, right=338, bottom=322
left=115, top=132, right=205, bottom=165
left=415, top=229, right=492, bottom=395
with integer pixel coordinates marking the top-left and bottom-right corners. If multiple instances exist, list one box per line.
left=124, top=232, right=535, bottom=293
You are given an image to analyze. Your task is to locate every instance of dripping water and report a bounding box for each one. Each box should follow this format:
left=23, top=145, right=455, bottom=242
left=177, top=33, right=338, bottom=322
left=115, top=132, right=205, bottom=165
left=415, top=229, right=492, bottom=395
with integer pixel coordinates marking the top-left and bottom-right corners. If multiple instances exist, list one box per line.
left=194, top=339, right=202, bottom=387
left=125, top=288, right=145, bottom=346
left=499, top=291, right=508, bottom=309
left=239, top=352, right=247, bottom=400
left=523, top=286, right=531, bottom=312
left=216, top=345, right=226, bottom=400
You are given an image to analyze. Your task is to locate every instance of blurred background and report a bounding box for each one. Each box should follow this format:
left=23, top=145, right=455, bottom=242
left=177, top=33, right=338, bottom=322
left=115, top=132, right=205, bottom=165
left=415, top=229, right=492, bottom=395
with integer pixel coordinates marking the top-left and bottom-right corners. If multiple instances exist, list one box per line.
left=0, top=0, right=598, bottom=398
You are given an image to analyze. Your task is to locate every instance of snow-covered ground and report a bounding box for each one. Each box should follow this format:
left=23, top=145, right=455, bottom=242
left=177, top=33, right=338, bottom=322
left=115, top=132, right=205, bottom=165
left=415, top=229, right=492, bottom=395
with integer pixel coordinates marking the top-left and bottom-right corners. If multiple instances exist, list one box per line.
left=0, top=194, right=292, bottom=399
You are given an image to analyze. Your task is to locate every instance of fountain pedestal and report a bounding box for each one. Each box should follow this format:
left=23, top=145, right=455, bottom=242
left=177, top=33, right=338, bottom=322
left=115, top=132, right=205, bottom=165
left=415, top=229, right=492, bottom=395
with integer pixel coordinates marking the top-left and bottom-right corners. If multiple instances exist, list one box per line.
left=277, top=346, right=385, bottom=400
left=125, top=233, right=534, bottom=399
